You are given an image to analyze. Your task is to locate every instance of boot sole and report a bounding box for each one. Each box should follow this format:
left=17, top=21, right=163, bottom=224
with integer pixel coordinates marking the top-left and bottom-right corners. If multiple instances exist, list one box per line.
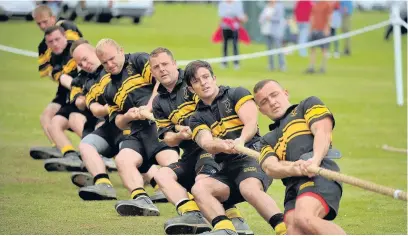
left=237, top=230, right=254, bottom=235
left=115, top=203, right=160, bottom=216
left=30, top=150, right=61, bottom=160
left=71, top=173, right=93, bottom=188
left=79, top=190, right=117, bottom=201
left=151, top=196, right=169, bottom=203
left=44, top=163, right=83, bottom=172
left=165, top=223, right=211, bottom=235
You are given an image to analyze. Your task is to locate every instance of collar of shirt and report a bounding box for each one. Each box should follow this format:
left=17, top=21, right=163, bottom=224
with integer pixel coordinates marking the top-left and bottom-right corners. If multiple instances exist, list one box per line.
left=196, top=85, right=229, bottom=110
left=268, top=104, right=298, bottom=131
left=157, top=69, right=184, bottom=97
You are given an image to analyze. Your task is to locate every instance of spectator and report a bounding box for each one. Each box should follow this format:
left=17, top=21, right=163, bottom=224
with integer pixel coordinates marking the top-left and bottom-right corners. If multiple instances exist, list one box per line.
left=259, top=0, right=286, bottom=71
left=216, top=0, right=248, bottom=70
left=294, top=0, right=313, bottom=57
left=305, top=0, right=335, bottom=74
left=329, top=2, right=342, bottom=58
left=340, top=0, right=353, bottom=55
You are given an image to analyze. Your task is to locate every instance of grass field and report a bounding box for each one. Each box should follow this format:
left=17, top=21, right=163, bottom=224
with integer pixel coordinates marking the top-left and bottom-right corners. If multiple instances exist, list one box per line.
left=0, top=3, right=407, bottom=235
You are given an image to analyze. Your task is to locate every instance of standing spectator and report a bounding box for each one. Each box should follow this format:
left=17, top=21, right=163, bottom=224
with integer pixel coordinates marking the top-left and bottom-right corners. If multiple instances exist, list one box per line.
left=329, top=2, right=342, bottom=58
left=259, top=0, right=286, bottom=71
left=294, top=0, right=313, bottom=57
left=305, top=1, right=335, bottom=74
left=217, top=0, right=248, bottom=70
left=340, top=0, right=353, bottom=55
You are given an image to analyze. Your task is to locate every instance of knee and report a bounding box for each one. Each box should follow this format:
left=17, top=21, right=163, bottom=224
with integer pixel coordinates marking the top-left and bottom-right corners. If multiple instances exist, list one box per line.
left=195, top=174, right=208, bottom=182
left=156, top=150, right=179, bottom=166
left=192, top=181, right=210, bottom=200
left=293, top=211, right=313, bottom=233
left=115, top=149, right=142, bottom=170
left=239, top=179, right=263, bottom=201
left=154, top=167, right=176, bottom=184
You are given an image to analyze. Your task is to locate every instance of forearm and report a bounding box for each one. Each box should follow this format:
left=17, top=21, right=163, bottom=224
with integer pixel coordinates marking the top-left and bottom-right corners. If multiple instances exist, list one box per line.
left=263, top=160, right=302, bottom=179
left=60, top=74, right=73, bottom=89
left=313, top=129, right=332, bottom=164
left=239, top=122, right=258, bottom=144
left=163, top=132, right=184, bottom=147
left=115, top=114, right=132, bottom=130
left=90, top=103, right=109, bottom=118
left=201, top=140, right=224, bottom=155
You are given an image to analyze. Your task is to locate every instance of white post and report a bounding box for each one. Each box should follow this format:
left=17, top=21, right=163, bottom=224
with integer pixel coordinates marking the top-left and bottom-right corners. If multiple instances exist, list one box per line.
left=391, top=1, right=404, bottom=106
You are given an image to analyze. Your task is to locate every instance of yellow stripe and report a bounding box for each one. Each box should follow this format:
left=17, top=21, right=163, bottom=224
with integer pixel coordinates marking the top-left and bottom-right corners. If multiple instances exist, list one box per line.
left=38, top=48, right=51, bottom=65
left=304, top=105, right=331, bottom=124
left=192, top=124, right=211, bottom=140
left=168, top=101, right=196, bottom=125
left=95, top=177, right=112, bottom=186
left=62, top=58, right=77, bottom=74
left=113, top=74, right=151, bottom=110
left=177, top=200, right=200, bottom=215
left=141, top=62, right=152, bottom=84
left=39, top=64, right=53, bottom=77
left=53, top=71, right=62, bottom=81
left=273, top=119, right=312, bottom=160
left=234, top=95, right=254, bottom=113
left=123, top=129, right=131, bottom=135
left=131, top=188, right=146, bottom=199
left=108, top=105, right=119, bottom=117
left=70, top=86, right=83, bottom=102
left=85, top=74, right=111, bottom=107
left=65, top=29, right=80, bottom=41
left=210, top=115, right=244, bottom=138
left=156, top=119, right=172, bottom=128
left=299, top=181, right=314, bottom=191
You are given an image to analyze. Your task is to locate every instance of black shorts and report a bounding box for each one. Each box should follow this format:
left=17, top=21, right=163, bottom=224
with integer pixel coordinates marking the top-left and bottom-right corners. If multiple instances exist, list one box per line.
left=309, top=31, right=329, bottom=49
left=81, top=111, right=101, bottom=139
left=55, top=103, right=83, bottom=120
left=167, top=149, right=220, bottom=192
left=119, top=123, right=178, bottom=173
left=283, top=176, right=343, bottom=220
left=210, top=156, right=272, bottom=206
left=51, top=84, right=69, bottom=106
left=82, top=121, right=126, bottom=157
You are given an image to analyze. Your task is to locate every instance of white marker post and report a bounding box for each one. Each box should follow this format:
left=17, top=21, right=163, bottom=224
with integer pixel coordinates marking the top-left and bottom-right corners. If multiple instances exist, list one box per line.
left=391, top=1, right=404, bottom=106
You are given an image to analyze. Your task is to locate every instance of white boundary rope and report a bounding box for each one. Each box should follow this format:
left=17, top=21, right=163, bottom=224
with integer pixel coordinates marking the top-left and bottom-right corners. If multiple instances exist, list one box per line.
left=0, top=19, right=393, bottom=65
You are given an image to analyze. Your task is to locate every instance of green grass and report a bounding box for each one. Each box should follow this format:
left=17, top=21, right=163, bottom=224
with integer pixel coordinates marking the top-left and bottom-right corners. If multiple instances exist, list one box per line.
left=0, top=3, right=407, bottom=235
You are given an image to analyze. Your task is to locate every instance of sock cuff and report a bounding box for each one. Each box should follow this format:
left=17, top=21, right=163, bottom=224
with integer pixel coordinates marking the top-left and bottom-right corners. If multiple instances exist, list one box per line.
left=61, top=145, right=75, bottom=155
left=269, top=213, right=284, bottom=229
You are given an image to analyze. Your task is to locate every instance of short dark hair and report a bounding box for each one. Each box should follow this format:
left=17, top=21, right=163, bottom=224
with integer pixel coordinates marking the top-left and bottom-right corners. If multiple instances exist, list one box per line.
left=253, top=79, right=282, bottom=94
left=44, top=25, right=64, bottom=37
left=70, top=38, right=89, bottom=56
left=149, top=47, right=174, bottom=60
left=184, top=60, right=214, bottom=86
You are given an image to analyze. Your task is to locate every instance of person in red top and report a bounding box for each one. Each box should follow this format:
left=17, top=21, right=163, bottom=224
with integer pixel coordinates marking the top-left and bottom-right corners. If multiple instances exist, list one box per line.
left=294, top=0, right=313, bottom=57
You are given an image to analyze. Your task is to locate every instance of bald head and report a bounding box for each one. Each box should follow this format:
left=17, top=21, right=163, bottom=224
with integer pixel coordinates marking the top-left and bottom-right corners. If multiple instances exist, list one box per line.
left=95, top=38, right=122, bottom=56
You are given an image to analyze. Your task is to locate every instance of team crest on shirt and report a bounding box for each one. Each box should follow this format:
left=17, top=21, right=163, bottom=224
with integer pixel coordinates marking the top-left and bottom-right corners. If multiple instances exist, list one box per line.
left=221, top=99, right=232, bottom=114
left=290, top=107, right=298, bottom=117
left=183, top=86, right=189, bottom=100
left=126, top=63, right=135, bottom=76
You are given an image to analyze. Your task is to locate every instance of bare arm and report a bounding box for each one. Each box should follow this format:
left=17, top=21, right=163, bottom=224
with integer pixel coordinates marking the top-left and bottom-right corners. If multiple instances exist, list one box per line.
left=163, top=125, right=192, bottom=147
left=310, top=117, right=333, bottom=166
left=115, top=111, right=134, bottom=130
left=146, top=82, right=160, bottom=112
left=89, top=103, right=109, bottom=118
left=236, top=100, right=259, bottom=144
left=60, top=74, right=73, bottom=90
left=75, top=95, right=86, bottom=111
left=262, top=155, right=303, bottom=179
left=195, top=130, right=231, bottom=155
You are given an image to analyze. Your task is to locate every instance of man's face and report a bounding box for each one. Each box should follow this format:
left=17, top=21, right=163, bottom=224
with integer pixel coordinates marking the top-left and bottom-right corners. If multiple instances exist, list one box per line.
left=254, top=81, right=291, bottom=121
left=189, top=67, right=217, bottom=100
left=34, top=14, right=56, bottom=32
left=72, top=44, right=100, bottom=73
left=97, top=44, right=125, bottom=75
left=45, top=30, right=67, bottom=55
left=149, top=52, right=178, bottom=88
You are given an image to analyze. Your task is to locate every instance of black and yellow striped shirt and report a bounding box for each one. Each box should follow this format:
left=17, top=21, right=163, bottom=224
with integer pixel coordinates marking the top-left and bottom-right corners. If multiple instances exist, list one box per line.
left=189, top=86, right=260, bottom=163
left=38, top=20, right=83, bottom=78
left=104, top=53, right=155, bottom=133
left=152, top=69, right=200, bottom=154
left=259, top=96, right=339, bottom=186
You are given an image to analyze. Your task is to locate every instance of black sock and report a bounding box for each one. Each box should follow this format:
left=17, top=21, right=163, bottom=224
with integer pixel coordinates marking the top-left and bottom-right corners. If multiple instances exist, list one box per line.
left=93, top=173, right=109, bottom=184
left=212, top=215, right=229, bottom=228
left=269, top=213, right=284, bottom=229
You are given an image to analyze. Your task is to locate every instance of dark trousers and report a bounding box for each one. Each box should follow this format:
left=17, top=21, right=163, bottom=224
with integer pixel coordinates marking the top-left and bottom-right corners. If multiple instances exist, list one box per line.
left=222, top=29, right=239, bottom=66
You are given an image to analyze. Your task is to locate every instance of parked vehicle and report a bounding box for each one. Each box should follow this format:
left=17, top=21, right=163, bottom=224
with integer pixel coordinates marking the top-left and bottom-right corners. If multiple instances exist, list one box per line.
left=0, top=0, right=36, bottom=22
left=60, top=0, right=154, bottom=24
